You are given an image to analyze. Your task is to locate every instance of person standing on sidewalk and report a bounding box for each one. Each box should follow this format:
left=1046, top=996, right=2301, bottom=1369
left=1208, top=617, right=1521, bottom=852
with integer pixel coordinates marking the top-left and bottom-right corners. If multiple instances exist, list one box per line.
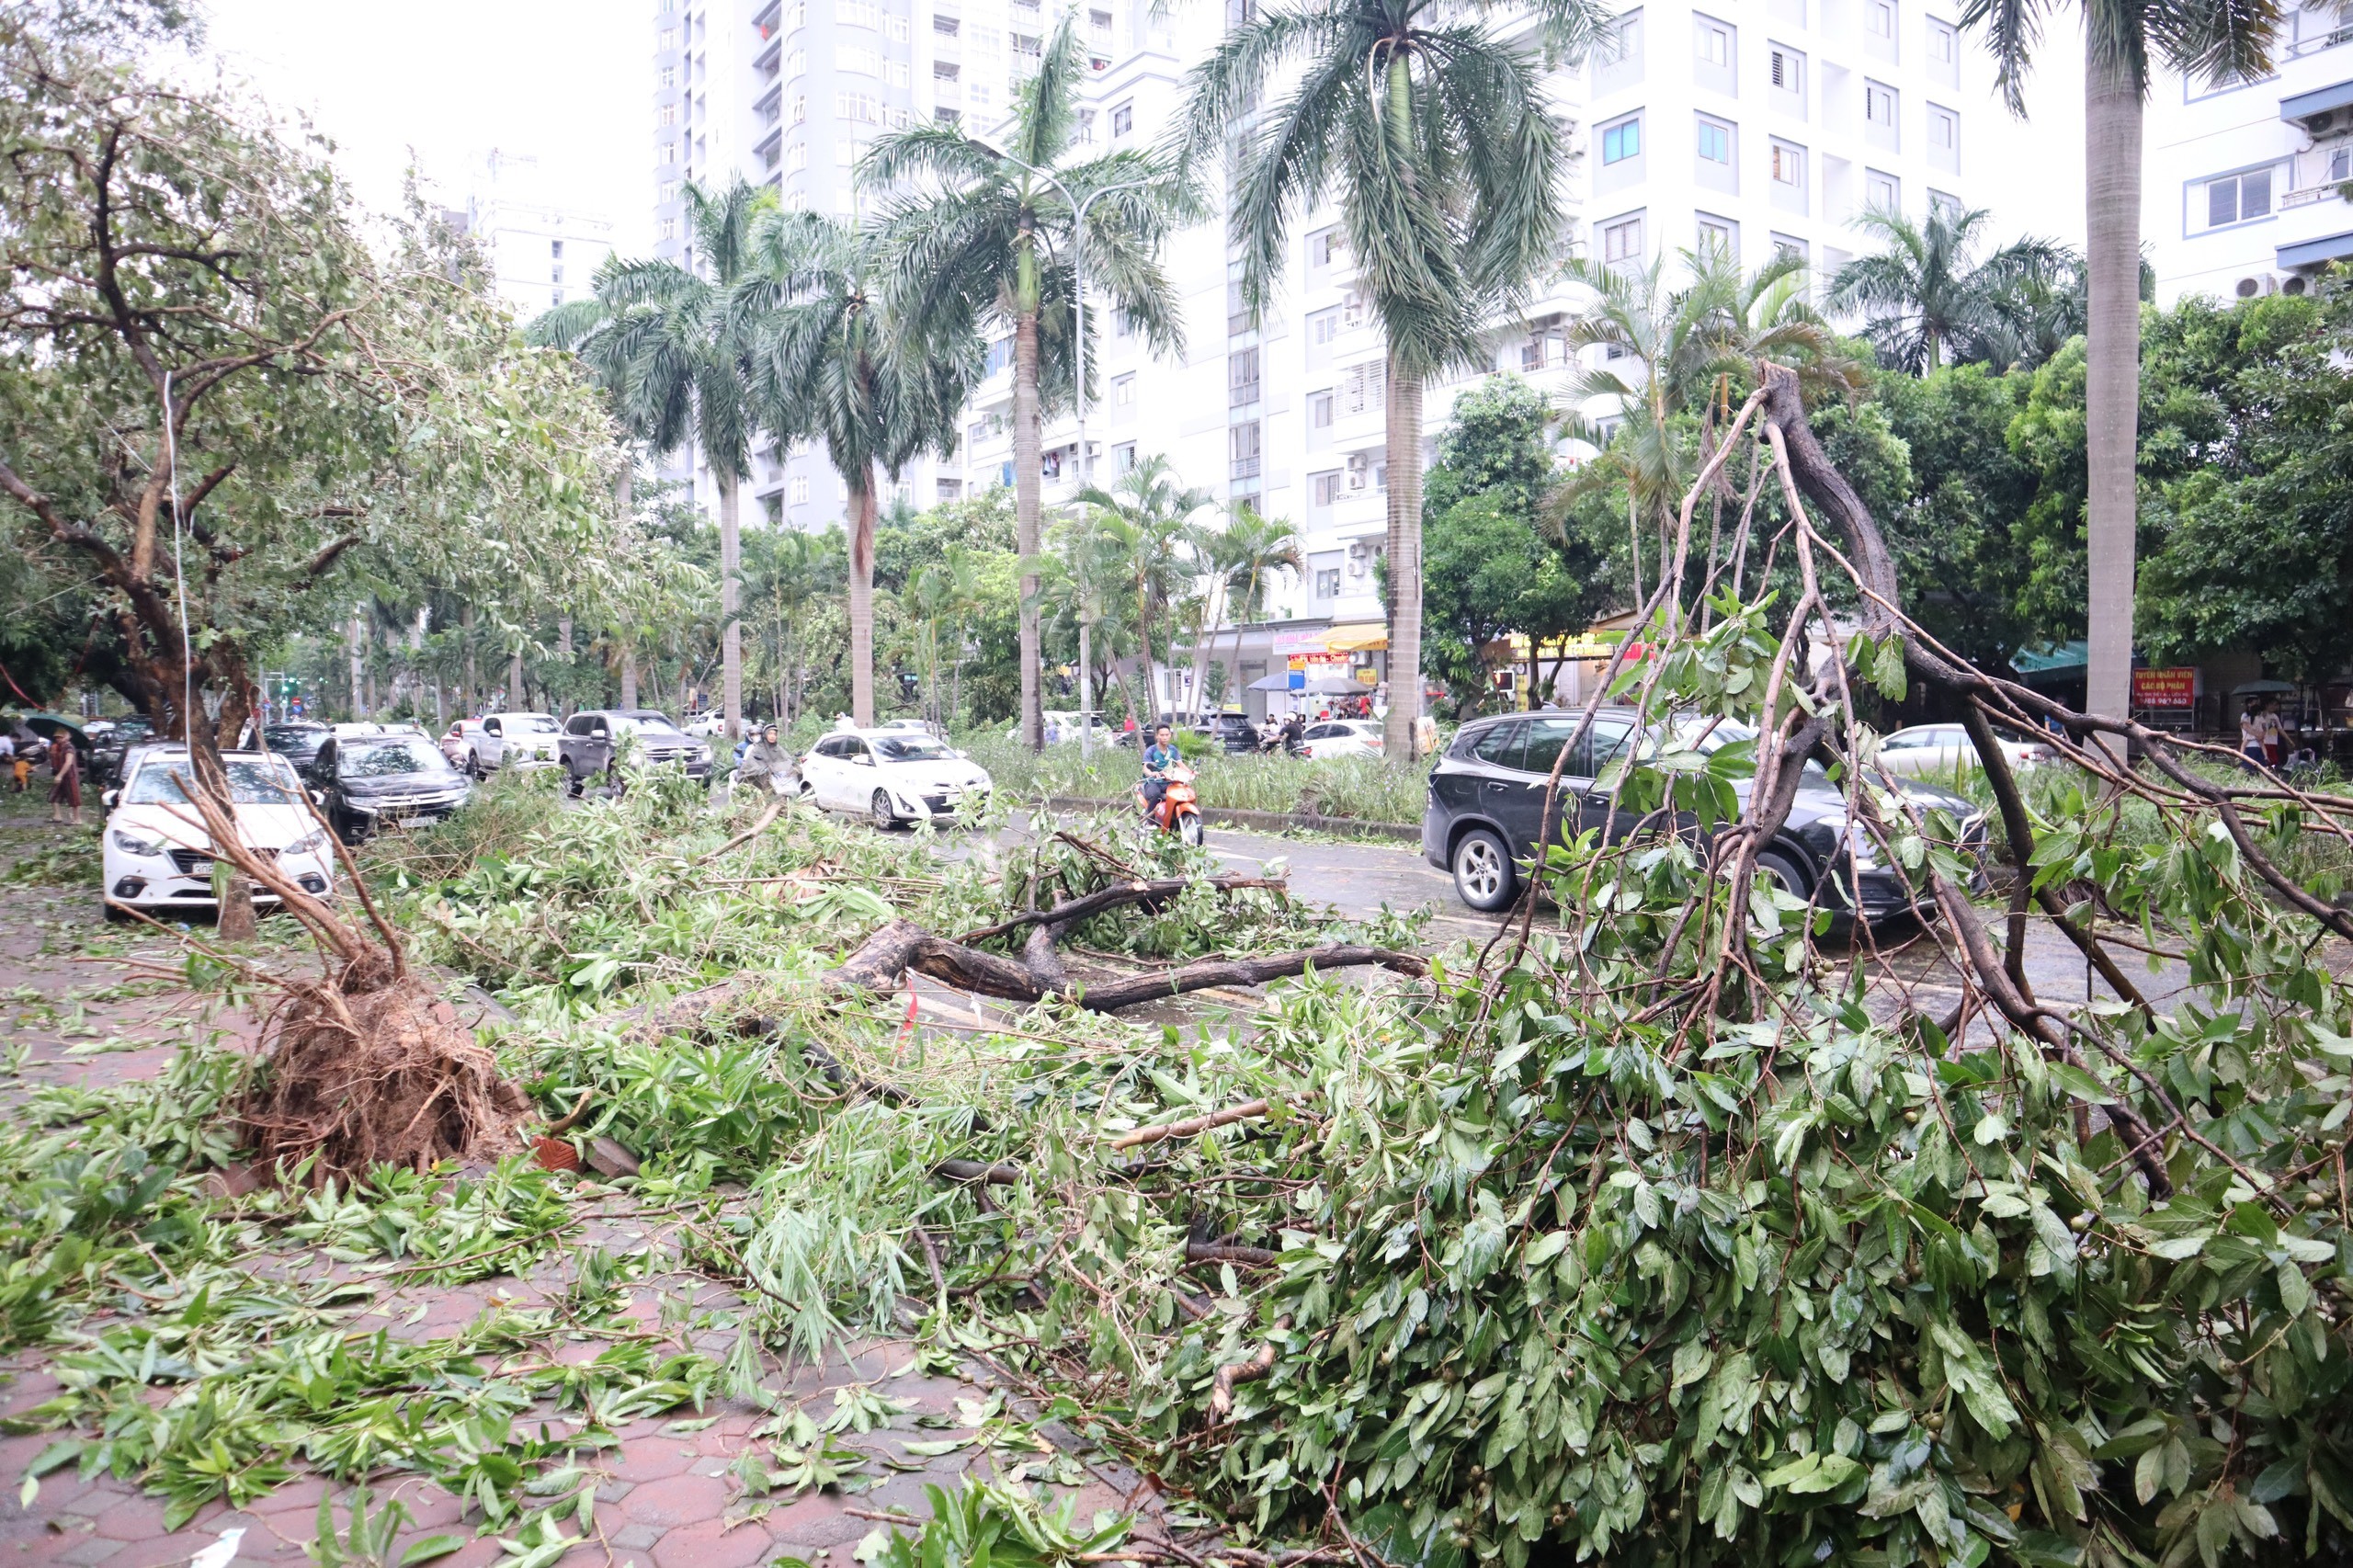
left=45, top=732, right=80, bottom=824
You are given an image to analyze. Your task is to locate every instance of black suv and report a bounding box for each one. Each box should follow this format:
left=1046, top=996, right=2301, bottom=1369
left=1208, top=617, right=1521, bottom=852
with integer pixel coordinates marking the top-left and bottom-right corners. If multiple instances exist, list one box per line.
left=1421, top=707, right=1984, bottom=917
left=308, top=731, right=474, bottom=841
left=1193, top=713, right=1262, bottom=753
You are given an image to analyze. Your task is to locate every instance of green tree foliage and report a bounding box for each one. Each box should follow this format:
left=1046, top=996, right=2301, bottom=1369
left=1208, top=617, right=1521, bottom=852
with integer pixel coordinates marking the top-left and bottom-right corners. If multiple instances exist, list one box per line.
left=1418, top=376, right=1609, bottom=717
left=1824, top=206, right=2079, bottom=373
left=0, top=17, right=620, bottom=750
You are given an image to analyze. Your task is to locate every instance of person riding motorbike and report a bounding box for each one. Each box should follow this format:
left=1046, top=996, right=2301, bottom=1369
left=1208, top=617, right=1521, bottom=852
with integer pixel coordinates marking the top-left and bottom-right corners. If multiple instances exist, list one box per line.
left=737, top=723, right=791, bottom=796
left=1137, top=724, right=1179, bottom=819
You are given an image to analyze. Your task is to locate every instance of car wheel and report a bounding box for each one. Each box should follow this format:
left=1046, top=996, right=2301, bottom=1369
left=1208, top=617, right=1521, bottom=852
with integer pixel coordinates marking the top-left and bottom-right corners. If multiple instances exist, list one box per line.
left=870, top=790, right=897, bottom=831
left=1451, top=827, right=1518, bottom=913
left=101, top=899, right=130, bottom=925
left=1754, top=849, right=1810, bottom=900
left=565, top=767, right=584, bottom=798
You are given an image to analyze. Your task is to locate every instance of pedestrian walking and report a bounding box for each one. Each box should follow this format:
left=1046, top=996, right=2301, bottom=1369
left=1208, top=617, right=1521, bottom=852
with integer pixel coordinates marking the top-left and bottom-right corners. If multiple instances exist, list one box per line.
left=45, top=732, right=80, bottom=824
left=2259, top=699, right=2286, bottom=769
left=2240, top=699, right=2267, bottom=770
left=6, top=727, right=29, bottom=793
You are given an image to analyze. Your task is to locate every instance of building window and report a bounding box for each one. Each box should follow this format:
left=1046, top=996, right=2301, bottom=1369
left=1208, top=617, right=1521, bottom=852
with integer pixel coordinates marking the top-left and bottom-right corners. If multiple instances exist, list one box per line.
left=1114, top=442, right=1137, bottom=474
left=1310, top=308, right=1340, bottom=344
left=657, top=217, right=678, bottom=241
left=1112, top=102, right=1133, bottom=135
left=1310, top=391, right=1334, bottom=427
left=1314, top=567, right=1341, bottom=599
left=1867, top=83, right=1895, bottom=125
left=1771, top=142, right=1803, bottom=185
left=1338, top=358, right=1385, bottom=415
left=659, top=65, right=677, bottom=89
left=1230, top=422, right=1262, bottom=481
left=551, top=264, right=564, bottom=284
left=658, top=140, right=678, bottom=165
left=1927, top=17, right=1957, bottom=62
left=1867, top=0, right=1895, bottom=38
left=937, top=478, right=963, bottom=502
left=1598, top=9, right=1643, bottom=65
left=1697, top=213, right=1737, bottom=256
left=1113, top=373, right=1136, bottom=406
left=658, top=102, right=679, bottom=126
left=1866, top=168, right=1899, bottom=211
left=934, top=60, right=960, bottom=79
left=1772, top=233, right=1808, bottom=267
left=551, top=239, right=564, bottom=258
left=2204, top=166, right=2275, bottom=226
left=1601, top=213, right=1643, bottom=262
left=658, top=26, right=679, bottom=49
left=1310, top=226, right=1347, bottom=267
left=1770, top=46, right=1802, bottom=92
left=1312, top=471, right=1343, bottom=506
left=935, top=13, right=959, bottom=32
left=1927, top=104, right=1959, bottom=158
left=1695, top=16, right=1732, bottom=66
left=1696, top=117, right=1731, bottom=164
left=1229, top=347, right=1260, bottom=406
left=1601, top=116, right=1642, bottom=164
left=789, top=475, right=810, bottom=505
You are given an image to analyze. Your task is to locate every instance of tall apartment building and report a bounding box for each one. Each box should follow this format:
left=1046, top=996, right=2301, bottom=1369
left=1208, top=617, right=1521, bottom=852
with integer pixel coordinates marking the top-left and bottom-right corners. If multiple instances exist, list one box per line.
left=946, top=0, right=1994, bottom=714
left=2144, top=3, right=2353, bottom=305
left=649, top=0, right=1142, bottom=529
left=454, top=151, right=616, bottom=320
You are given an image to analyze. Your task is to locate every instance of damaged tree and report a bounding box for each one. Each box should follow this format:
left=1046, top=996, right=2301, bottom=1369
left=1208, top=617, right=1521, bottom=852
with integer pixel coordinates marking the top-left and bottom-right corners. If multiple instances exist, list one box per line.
left=171, top=780, right=528, bottom=1183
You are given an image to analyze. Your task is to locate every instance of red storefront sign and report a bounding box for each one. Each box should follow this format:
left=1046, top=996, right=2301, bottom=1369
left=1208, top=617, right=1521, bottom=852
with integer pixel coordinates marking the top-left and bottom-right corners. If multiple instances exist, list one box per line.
left=2131, top=667, right=2197, bottom=708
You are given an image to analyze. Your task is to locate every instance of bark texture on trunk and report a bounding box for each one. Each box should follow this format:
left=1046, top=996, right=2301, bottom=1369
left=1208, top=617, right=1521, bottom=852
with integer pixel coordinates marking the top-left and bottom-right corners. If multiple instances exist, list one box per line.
left=1382, top=358, right=1425, bottom=762
left=849, top=470, right=878, bottom=728
left=2084, top=53, right=2143, bottom=740
left=461, top=603, right=477, bottom=717
left=348, top=613, right=366, bottom=722
left=620, top=653, right=639, bottom=711
left=719, top=468, right=744, bottom=742
left=507, top=649, right=524, bottom=713
left=1013, top=309, right=1044, bottom=752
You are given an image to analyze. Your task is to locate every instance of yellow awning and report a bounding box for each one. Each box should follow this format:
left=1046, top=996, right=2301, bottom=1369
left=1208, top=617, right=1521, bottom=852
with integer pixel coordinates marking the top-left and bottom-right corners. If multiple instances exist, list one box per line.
left=1323, top=623, right=1388, bottom=653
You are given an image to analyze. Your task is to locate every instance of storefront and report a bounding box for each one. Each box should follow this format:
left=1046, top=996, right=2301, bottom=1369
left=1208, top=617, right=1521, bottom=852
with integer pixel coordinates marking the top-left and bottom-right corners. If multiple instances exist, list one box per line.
left=1185, top=620, right=1389, bottom=721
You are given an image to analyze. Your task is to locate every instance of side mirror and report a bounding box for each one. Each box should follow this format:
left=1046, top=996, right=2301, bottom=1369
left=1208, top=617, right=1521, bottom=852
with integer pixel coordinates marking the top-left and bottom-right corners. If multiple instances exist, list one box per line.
left=854, top=754, right=875, bottom=767
left=309, top=790, right=325, bottom=807
left=102, top=790, right=119, bottom=809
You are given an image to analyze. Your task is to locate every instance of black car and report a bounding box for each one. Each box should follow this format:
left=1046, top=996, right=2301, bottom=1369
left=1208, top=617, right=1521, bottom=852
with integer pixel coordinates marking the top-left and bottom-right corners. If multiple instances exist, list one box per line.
left=1421, top=707, right=1984, bottom=917
left=308, top=731, right=474, bottom=841
left=558, top=709, right=713, bottom=791
left=88, top=717, right=153, bottom=786
left=261, top=722, right=333, bottom=773
left=1193, top=713, right=1261, bottom=754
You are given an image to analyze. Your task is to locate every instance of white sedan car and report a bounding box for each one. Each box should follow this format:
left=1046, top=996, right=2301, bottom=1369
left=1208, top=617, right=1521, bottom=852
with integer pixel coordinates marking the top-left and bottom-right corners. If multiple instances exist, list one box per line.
left=101, top=745, right=335, bottom=918
left=797, top=728, right=994, bottom=829
left=1876, top=722, right=2056, bottom=779
left=1297, top=720, right=1384, bottom=760
left=465, top=712, right=563, bottom=775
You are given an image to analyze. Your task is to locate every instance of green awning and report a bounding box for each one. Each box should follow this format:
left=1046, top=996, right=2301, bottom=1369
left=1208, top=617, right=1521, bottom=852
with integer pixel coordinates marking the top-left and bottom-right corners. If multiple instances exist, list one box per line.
left=2009, top=642, right=2087, bottom=678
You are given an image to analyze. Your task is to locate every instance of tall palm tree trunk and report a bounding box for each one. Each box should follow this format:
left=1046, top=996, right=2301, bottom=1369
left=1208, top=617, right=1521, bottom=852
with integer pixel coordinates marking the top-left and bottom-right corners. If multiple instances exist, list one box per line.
left=613, top=465, right=636, bottom=710
left=1014, top=309, right=1045, bottom=752
left=1078, top=617, right=1094, bottom=755
left=1382, top=358, right=1425, bottom=762
left=849, top=471, right=879, bottom=727
left=2084, top=52, right=2143, bottom=741
left=719, top=468, right=744, bottom=742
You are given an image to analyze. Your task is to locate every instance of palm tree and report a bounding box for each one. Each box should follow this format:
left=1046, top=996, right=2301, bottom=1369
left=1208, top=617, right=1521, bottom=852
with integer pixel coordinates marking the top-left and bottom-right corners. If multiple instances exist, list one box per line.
left=1039, top=511, right=1130, bottom=755
left=866, top=14, right=1188, bottom=752
left=756, top=212, right=973, bottom=727
left=1824, top=205, right=2075, bottom=372
left=1559, top=247, right=1851, bottom=602
left=529, top=178, right=777, bottom=741
left=1203, top=502, right=1302, bottom=719
left=1075, top=455, right=1214, bottom=725
left=1185, top=0, right=1603, bottom=763
left=1962, top=0, right=2279, bottom=729
left=741, top=525, right=846, bottom=724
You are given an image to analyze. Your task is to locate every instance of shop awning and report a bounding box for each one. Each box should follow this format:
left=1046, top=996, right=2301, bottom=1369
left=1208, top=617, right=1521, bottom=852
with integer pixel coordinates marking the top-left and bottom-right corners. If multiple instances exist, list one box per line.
left=1322, top=622, right=1388, bottom=653
left=2279, top=230, right=2353, bottom=270
left=2010, top=642, right=2087, bottom=684
left=2281, top=80, right=2353, bottom=124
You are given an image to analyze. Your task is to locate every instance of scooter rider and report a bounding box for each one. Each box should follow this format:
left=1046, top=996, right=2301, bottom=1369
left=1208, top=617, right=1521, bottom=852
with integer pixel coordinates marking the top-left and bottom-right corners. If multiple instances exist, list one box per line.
left=739, top=722, right=790, bottom=796
left=1137, top=723, right=1178, bottom=819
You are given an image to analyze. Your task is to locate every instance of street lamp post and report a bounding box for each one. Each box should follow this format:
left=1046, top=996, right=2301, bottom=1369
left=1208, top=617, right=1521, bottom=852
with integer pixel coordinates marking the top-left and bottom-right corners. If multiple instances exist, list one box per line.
left=995, top=152, right=1156, bottom=760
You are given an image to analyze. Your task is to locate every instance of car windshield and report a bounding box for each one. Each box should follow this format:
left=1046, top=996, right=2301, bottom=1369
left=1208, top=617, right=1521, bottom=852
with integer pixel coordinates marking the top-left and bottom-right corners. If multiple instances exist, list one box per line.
left=874, top=735, right=953, bottom=762
left=124, top=756, right=301, bottom=805
left=1668, top=719, right=1835, bottom=789
left=266, top=727, right=323, bottom=749
left=619, top=716, right=688, bottom=740
left=504, top=715, right=560, bottom=734
left=341, top=738, right=458, bottom=778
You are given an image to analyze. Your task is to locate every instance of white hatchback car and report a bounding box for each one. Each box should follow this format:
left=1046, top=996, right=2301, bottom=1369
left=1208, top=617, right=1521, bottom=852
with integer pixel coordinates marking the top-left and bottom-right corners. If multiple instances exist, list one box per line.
left=101, top=745, right=335, bottom=918
left=1876, top=722, right=2056, bottom=779
left=1297, top=720, right=1384, bottom=760
left=465, top=712, right=563, bottom=775
left=797, top=728, right=994, bottom=829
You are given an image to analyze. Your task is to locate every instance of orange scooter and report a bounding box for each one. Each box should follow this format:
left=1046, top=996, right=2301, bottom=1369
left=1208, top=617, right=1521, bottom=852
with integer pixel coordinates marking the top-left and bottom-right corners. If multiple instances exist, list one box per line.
left=1142, top=760, right=1204, bottom=846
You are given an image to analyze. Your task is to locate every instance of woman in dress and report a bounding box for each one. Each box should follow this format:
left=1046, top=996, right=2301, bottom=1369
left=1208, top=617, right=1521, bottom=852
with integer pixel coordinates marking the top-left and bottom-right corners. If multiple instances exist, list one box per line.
left=45, top=732, right=80, bottom=825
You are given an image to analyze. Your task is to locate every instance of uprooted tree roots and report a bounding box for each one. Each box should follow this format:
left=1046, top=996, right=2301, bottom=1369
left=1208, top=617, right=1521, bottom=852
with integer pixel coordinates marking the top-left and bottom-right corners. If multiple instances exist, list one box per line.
left=172, top=782, right=528, bottom=1184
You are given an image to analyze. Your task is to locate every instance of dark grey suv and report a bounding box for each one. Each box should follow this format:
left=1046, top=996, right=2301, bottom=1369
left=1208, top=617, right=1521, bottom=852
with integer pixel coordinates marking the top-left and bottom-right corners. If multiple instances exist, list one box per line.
left=1420, top=707, right=1984, bottom=917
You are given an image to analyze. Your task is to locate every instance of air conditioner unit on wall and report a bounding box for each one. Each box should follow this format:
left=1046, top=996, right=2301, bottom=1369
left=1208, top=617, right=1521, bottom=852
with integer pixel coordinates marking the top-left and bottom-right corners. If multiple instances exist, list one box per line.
left=1345, top=451, right=1368, bottom=488
left=2236, top=272, right=2312, bottom=298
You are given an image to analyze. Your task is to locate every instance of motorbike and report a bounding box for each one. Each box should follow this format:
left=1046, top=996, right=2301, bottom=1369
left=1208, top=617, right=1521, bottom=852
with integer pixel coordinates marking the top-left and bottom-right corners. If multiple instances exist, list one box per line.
left=1142, top=761, right=1204, bottom=846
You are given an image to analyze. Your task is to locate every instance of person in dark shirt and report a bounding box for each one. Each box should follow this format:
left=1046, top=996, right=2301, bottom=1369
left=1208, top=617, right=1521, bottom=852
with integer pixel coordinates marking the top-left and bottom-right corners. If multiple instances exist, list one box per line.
left=1138, top=723, right=1178, bottom=817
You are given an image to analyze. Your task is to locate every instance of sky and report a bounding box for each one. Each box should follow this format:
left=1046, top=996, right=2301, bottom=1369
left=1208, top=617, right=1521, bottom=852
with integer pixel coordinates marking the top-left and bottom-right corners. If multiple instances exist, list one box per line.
left=166, top=0, right=2088, bottom=267
left=165, top=0, right=655, bottom=254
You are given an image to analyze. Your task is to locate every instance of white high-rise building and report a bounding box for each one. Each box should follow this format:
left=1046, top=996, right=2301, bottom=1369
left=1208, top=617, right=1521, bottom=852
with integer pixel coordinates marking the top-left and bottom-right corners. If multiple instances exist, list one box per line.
left=457, top=151, right=616, bottom=320
left=2144, top=5, right=2353, bottom=305
left=651, top=0, right=1142, bottom=529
